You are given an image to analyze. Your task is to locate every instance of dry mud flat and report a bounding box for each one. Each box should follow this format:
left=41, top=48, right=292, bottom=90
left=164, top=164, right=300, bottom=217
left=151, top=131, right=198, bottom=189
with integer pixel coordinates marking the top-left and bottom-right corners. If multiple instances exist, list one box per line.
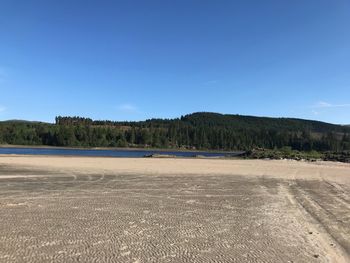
left=0, top=156, right=350, bottom=263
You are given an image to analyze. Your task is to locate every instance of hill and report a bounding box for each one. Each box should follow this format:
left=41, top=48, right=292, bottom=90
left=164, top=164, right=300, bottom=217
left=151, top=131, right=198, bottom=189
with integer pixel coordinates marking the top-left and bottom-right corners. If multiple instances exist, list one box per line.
left=181, top=112, right=347, bottom=133
left=1, top=119, right=50, bottom=124
left=1, top=112, right=349, bottom=152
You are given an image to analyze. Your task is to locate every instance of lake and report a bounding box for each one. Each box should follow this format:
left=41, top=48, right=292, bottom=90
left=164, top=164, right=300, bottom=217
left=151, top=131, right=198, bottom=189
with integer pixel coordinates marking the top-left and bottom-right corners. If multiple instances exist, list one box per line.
left=0, top=147, right=241, bottom=158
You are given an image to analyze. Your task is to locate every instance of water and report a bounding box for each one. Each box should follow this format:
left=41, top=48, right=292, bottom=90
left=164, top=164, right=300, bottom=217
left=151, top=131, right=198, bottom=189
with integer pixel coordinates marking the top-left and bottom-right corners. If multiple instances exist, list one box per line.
left=0, top=147, right=241, bottom=158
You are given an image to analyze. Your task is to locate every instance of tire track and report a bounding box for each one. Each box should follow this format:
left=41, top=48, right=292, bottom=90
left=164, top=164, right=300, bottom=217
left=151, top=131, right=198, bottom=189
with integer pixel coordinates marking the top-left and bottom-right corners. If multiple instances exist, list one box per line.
left=286, top=181, right=350, bottom=262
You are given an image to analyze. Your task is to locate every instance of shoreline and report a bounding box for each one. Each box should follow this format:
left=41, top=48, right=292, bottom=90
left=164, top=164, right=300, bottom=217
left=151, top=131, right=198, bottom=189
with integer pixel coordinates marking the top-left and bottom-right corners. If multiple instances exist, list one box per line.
left=0, top=153, right=229, bottom=160
left=1, top=155, right=349, bottom=184
left=0, top=151, right=345, bottom=163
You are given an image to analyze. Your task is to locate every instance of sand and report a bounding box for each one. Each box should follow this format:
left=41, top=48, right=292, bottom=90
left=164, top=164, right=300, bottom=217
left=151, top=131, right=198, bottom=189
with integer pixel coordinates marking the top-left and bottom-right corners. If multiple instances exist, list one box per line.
left=1, top=155, right=350, bottom=182
left=0, top=156, right=349, bottom=262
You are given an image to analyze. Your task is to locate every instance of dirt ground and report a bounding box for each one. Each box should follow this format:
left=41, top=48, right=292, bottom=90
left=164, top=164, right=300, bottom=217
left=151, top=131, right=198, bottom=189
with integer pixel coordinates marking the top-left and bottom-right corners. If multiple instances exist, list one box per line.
left=0, top=156, right=349, bottom=262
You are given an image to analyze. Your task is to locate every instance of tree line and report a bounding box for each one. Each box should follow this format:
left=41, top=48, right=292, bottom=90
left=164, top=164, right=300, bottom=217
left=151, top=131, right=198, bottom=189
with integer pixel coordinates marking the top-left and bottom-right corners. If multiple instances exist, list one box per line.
left=1, top=112, right=350, bottom=152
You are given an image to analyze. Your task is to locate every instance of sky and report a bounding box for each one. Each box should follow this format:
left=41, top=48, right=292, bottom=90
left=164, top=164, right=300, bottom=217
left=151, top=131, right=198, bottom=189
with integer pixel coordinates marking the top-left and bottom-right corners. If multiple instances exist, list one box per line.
left=0, top=0, right=349, bottom=124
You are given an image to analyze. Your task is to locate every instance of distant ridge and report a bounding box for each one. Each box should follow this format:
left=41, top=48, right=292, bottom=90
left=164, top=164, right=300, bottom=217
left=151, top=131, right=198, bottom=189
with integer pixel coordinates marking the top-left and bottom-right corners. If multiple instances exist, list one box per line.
left=0, top=119, right=50, bottom=124
left=0, top=112, right=349, bottom=151
left=179, top=112, right=346, bottom=133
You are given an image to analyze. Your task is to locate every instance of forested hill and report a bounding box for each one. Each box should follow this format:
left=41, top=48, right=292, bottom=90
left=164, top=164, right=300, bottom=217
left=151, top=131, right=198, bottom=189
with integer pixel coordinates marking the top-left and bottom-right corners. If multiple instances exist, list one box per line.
left=1, top=112, right=350, bottom=152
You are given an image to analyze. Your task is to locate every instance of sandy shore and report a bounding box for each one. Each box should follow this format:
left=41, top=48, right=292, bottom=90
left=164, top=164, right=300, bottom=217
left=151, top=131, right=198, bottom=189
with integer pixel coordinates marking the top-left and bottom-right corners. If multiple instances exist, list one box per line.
left=1, top=155, right=350, bottom=183
left=0, top=156, right=349, bottom=262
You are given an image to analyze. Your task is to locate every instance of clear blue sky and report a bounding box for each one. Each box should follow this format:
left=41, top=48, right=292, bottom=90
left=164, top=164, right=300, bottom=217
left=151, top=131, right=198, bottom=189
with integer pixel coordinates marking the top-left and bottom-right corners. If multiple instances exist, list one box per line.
left=0, top=0, right=349, bottom=124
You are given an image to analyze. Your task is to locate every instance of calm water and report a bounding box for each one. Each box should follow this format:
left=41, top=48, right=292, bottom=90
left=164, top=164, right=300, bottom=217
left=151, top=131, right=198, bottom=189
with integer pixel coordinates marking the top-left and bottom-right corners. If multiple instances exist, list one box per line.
left=0, top=147, right=241, bottom=158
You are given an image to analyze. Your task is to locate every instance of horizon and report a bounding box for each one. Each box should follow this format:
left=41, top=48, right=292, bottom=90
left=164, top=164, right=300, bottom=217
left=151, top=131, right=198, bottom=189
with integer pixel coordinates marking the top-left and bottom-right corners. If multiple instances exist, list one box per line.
left=1, top=111, right=349, bottom=126
left=1, top=1, right=350, bottom=124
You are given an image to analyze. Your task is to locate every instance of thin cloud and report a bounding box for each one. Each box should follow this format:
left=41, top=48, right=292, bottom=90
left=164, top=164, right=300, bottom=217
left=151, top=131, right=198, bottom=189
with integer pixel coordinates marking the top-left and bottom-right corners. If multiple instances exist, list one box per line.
left=311, top=110, right=319, bottom=115
left=312, top=101, right=350, bottom=108
left=117, top=103, right=139, bottom=113
left=0, top=105, right=6, bottom=113
left=203, top=80, right=218, bottom=85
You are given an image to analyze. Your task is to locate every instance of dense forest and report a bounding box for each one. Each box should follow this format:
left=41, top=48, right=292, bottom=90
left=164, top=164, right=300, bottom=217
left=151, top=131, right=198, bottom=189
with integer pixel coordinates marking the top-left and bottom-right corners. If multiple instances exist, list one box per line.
left=1, top=112, right=350, bottom=152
